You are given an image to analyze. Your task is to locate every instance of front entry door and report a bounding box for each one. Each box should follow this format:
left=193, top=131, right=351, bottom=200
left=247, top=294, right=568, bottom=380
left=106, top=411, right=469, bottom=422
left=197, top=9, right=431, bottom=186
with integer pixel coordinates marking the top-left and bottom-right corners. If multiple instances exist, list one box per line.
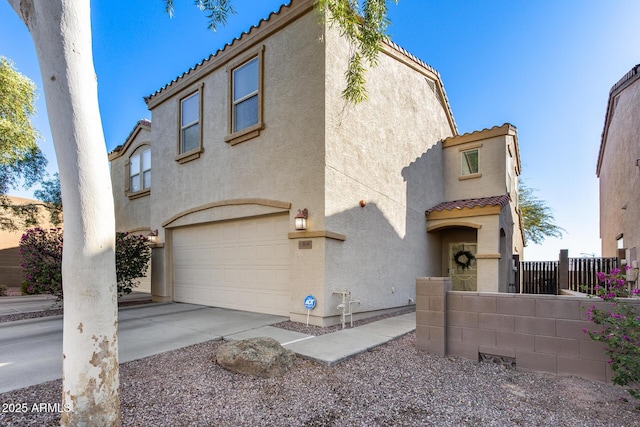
left=449, top=243, right=477, bottom=291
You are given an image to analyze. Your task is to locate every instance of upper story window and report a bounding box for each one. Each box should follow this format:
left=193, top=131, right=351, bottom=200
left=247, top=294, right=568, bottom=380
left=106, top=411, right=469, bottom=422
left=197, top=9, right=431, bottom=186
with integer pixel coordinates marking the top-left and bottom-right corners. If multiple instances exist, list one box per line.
left=232, top=58, right=259, bottom=132
left=128, top=147, right=150, bottom=198
left=181, top=92, right=200, bottom=153
left=176, top=84, right=204, bottom=163
left=225, top=46, right=265, bottom=146
left=461, top=149, right=479, bottom=175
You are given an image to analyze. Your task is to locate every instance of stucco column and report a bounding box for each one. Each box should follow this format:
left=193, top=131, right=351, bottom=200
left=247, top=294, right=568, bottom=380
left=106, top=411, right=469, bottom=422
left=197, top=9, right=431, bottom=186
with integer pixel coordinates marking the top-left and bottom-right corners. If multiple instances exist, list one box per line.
left=150, top=245, right=170, bottom=303
left=476, top=220, right=500, bottom=292
left=150, top=229, right=172, bottom=303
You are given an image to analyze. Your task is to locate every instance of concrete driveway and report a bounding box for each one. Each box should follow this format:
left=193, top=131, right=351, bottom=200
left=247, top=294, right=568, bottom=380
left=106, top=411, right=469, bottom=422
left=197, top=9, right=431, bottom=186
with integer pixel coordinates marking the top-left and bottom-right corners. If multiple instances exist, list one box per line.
left=0, top=303, right=287, bottom=393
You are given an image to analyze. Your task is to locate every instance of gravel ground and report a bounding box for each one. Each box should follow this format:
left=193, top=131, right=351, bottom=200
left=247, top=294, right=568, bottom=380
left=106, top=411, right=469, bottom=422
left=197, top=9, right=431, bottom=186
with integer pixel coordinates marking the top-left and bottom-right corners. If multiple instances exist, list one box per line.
left=1, top=331, right=638, bottom=426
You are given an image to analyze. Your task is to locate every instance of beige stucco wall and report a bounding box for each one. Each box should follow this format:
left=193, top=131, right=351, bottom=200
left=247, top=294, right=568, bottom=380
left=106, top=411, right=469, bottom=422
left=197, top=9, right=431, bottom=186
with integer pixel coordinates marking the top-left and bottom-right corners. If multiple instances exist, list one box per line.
left=599, top=76, right=640, bottom=262
left=322, top=23, right=454, bottom=318
left=109, top=126, right=152, bottom=234
left=111, top=3, right=529, bottom=322
left=443, top=133, right=514, bottom=202
left=115, top=2, right=528, bottom=323
left=109, top=125, right=153, bottom=293
left=445, top=129, right=523, bottom=280
left=0, top=196, right=59, bottom=288
left=146, top=7, right=329, bottom=320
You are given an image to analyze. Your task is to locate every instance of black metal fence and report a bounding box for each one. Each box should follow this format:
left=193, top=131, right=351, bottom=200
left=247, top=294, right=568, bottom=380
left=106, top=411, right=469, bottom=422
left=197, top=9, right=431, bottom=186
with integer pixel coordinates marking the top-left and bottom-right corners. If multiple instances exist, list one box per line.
left=568, top=257, right=618, bottom=294
left=521, top=261, right=558, bottom=294
left=520, top=256, right=618, bottom=295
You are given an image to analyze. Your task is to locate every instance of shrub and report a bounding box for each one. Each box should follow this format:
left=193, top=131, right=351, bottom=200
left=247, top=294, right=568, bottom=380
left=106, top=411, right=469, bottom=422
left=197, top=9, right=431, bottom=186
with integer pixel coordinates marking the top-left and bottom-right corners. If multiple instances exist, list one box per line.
left=0, top=284, right=6, bottom=296
left=584, top=268, right=640, bottom=408
left=19, top=228, right=151, bottom=299
left=115, top=232, right=151, bottom=295
left=19, top=227, right=63, bottom=298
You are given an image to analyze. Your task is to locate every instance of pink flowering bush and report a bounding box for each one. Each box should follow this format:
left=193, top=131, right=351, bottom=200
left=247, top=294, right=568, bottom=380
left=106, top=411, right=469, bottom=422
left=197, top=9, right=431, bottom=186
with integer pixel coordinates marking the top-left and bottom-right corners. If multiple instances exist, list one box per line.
left=584, top=267, right=640, bottom=407
left=19, top=228, right=63, bottom=297
left=19, top=228, right=150, bottom=299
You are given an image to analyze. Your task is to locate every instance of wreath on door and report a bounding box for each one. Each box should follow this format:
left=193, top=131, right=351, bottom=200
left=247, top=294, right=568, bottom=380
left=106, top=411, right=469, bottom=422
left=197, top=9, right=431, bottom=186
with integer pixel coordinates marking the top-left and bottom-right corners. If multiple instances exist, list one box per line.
left=453, top=250, right=475, bottom=270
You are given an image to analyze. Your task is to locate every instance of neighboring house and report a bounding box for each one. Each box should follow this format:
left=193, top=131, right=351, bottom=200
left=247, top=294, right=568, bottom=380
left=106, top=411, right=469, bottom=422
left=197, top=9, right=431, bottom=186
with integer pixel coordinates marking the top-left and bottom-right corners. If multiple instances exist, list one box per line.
left=0, top=196, right=55, bottom=288
left=109, top=0, right=523, bottom=325
left=597, top=63, right=640, bottom=266
left=108, top=119, right=153, bottom=294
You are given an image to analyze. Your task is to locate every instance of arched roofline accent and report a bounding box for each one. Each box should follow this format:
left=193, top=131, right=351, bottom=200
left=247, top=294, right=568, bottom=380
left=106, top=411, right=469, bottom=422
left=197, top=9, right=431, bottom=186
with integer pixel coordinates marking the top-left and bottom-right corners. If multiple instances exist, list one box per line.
left=427, top=221, right=482, bottom=233
left=162, top=198, right=291, bottom=228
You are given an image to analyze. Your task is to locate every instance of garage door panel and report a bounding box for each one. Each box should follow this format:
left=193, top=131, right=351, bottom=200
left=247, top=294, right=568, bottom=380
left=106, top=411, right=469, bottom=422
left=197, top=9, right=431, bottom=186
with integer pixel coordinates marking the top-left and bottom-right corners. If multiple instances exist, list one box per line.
left=274, top=269, right=290, bottom=288
left=255, top=220, right=276, bottom=239
left=255, top=291, right=289, bottom=313
left=255, top=244, right=276, bottom=264
left=274, top=243, right=290, bottom=263
left=173, top=214, right=291, bottom=316
left=238, top=244, right=257, bottom=262
left=238, top=269, right=257, bottom=286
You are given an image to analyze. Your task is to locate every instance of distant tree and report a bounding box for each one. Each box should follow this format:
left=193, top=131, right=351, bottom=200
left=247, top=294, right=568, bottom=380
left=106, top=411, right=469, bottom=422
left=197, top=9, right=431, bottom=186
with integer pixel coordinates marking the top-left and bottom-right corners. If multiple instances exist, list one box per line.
left=34, top=172, right=63, bottom=225
left=519, top=180, right=565, bottom=246
left=0, top=56, right=48, bottom=230
left=1, top=173, right=63, bottom=231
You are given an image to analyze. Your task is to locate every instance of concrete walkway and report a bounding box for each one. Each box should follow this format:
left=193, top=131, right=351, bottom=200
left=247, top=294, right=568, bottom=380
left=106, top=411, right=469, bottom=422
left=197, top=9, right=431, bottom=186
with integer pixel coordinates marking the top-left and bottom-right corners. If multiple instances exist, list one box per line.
left=0, top=292, right=151, bottom=316
left=0, top=294, right=61, bottom=316
left=0, top=300, right=415, bottom=393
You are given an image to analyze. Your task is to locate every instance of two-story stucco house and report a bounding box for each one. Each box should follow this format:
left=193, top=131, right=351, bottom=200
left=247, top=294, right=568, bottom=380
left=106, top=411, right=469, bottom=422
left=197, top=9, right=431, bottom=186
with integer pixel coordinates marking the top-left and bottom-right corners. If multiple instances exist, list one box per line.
left=109, top=0, right=524, bottom=326
left=597, top=63, right=640, bottom=267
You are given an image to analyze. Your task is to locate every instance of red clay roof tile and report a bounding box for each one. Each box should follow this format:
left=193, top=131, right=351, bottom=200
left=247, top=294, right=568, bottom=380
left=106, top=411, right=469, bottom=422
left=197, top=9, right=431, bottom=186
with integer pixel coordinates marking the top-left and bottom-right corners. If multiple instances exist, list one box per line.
left=426, top=194, right=510, bottom=214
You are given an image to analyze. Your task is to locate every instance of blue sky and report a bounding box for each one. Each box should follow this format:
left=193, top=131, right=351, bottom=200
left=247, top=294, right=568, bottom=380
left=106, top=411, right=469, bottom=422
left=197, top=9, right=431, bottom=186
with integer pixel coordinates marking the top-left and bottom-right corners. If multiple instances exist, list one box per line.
left=1, top=0, right=639, bottom=260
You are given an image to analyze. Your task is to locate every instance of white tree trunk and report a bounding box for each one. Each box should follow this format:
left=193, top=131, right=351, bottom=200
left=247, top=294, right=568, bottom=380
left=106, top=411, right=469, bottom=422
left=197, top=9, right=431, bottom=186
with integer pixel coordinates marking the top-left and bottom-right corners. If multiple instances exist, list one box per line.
left=7, top=0, right=120, bottom=425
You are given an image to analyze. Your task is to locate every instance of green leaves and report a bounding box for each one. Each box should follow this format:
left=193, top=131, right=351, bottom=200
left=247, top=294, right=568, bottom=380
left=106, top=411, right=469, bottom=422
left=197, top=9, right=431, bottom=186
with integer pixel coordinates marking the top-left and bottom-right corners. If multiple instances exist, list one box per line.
left=518, top=180, right=565, bottom=246
left=19, top=229, right=151, bottom=298
left=0, top=57, right=42, bottom=167
left=0, top=57, right=48, bottom=230
left=163, top=1, right=395, bottom=104
left=318, top=0, right=397, bottom=103
left=583, top=269, right=640, bottom=408
left=115, top=232, right=152, bottom=295
left=164, top=0, right=236, bottom=32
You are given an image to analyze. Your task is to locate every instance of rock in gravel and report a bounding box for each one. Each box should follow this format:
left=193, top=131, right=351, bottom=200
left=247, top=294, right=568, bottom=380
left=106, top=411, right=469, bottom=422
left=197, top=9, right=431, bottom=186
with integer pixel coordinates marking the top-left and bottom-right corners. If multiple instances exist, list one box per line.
left=216, top=337, right=296, bottom=378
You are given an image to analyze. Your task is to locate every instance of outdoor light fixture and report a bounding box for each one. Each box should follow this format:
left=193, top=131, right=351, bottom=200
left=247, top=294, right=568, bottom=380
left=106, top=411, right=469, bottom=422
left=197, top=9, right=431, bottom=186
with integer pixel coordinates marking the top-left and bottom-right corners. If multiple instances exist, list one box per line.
left=295, top=209, right=308, bottom=231
left=147, top=229, right=159, bottom=244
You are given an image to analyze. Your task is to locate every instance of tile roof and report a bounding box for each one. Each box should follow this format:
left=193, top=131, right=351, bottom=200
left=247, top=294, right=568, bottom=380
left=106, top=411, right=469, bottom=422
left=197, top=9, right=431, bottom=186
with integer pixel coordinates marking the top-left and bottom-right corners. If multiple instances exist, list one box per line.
left=145, top=1, right=301, bottom=104
left=108, top=119, right=152, bottom=156
left=144, top=0, right=455, bottom=135
left=426, top=194, right=511, bottom=214
left=597, top=63, right=640, bottom=176
left=446, top=123, right=516, bottom=141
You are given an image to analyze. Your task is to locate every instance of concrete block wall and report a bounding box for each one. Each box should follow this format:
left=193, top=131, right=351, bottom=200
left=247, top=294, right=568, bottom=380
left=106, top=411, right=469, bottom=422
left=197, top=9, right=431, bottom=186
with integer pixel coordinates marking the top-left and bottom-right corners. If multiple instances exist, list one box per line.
left=416, top=277, right=640, bottom=383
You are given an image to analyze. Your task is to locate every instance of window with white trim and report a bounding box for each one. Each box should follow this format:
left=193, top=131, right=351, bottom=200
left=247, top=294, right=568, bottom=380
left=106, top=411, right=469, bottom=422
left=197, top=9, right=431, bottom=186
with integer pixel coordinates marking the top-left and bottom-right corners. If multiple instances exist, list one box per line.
left=180, top=91, right=200, bottom=154
left=129, top=148, right=151, bottom=193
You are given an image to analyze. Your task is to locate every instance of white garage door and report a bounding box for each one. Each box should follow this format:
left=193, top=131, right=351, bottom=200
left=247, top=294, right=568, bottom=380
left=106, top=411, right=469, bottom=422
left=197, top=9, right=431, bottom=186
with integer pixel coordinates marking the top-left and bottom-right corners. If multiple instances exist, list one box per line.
left=172, top=214, right=291, bottom=316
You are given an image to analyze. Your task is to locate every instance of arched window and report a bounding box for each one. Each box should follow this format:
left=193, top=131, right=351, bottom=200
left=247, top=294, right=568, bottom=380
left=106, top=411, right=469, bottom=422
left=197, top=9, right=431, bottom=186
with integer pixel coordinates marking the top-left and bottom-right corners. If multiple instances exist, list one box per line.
left=129, top=147, right=150, bottom=193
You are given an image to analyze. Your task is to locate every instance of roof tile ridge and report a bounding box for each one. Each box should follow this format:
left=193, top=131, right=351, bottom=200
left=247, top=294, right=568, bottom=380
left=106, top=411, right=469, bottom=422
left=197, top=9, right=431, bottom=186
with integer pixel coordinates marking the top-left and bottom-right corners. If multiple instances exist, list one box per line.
left=453, top=123, right=515, bottom=139
left=145, top=1, right=294, bottom=102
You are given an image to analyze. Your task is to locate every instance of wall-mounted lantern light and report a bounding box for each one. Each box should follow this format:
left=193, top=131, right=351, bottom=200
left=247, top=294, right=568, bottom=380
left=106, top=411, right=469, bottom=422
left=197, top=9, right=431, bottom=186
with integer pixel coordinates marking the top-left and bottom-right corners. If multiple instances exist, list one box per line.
left=147, top=229, right=159, bottom=244
left=295, top=209, right=308, bottom=231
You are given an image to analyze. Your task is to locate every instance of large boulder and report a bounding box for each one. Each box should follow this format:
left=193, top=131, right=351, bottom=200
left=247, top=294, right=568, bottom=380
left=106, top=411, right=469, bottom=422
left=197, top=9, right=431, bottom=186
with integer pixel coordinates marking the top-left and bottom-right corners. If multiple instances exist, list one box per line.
left=216, top=337, right=296, bottom=378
